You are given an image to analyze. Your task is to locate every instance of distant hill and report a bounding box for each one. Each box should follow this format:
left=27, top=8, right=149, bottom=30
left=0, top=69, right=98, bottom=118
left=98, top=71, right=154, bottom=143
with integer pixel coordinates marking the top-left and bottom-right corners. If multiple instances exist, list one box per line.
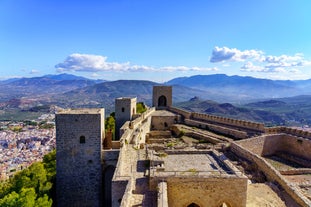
left=1, top=73, right=311, bottom=124
left=166, top=74, right=311, bottom=101
left=175, top=95, right=311, bottom=126
left=51, top=80, right=213, bottom=114
left=175, top=97, right=285, bottom=126
left=0, top=74, right=102, bottom=102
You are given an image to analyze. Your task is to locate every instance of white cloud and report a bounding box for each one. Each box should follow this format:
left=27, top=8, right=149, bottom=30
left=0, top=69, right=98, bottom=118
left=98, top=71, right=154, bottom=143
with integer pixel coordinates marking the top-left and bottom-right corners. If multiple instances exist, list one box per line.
left=210, top=46, right=264, bottom=63
left=55, top=53, right=216, bottom=73
left=240, top=62, right=266, bottom=72
left=212, top=46, right=311, bottom=75
left=29, top=69, right=40, bottom=74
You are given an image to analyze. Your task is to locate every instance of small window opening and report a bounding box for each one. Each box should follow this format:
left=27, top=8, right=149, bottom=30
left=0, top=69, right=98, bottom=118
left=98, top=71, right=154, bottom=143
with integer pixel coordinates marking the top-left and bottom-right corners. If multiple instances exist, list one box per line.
left=164, top=122, right=168, bottom=127
left=80, top=136, right=86, bottom=144
left=122, top=107, right=125, bottom=112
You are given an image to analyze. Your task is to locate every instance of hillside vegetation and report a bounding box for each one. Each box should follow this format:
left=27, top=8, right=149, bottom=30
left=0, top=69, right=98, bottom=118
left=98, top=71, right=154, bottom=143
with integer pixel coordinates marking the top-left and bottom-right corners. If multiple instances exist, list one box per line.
left=0, top=150, right=56, bottom=207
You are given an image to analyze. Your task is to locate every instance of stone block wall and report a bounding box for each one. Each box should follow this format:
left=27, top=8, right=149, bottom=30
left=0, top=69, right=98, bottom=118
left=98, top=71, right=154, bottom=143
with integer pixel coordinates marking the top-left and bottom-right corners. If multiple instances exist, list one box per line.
left=56, top=108, right=104, bottom=207
left=152, top=86, right=172, bottom=109
left=262, top=134, right=311, bottom=162
left=166, top=177, right=247, bottom=207
left=151, top=115, right=176, bottom=130
left=115, top=97, right=137, bottom=139
left=234, top=135, right=267, bottom=155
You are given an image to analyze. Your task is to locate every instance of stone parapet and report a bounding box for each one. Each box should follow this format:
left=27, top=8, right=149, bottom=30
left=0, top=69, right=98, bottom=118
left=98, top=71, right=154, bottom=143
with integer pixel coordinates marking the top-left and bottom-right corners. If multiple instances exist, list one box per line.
left=185, top=119, right=248, bottom=139
left=266, top=126, right=311, bottom=140
left=168, top=106, right=192, bottom=119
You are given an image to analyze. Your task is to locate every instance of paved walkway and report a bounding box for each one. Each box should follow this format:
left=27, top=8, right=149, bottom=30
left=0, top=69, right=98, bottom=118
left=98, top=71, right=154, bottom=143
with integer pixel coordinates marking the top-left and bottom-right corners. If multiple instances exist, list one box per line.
left=128, top=147, right=157, bottom=207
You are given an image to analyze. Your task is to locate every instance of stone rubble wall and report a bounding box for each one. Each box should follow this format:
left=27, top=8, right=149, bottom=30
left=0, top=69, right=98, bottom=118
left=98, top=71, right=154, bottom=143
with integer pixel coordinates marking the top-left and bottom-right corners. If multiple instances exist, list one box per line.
left=230, top=142, right=311, bottom=207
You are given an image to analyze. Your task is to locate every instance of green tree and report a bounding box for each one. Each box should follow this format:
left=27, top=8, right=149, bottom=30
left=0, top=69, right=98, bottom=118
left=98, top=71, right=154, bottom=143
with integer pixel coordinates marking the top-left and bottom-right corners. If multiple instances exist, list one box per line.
left=0, top=191, right=20, bottom=207
left=105, top=112, right=115, bottom=139
left=35, top=194, right=52, bottom=207
left=0, top=150, right=55, bottom=207
left=136, top=102, right=147, bottom=113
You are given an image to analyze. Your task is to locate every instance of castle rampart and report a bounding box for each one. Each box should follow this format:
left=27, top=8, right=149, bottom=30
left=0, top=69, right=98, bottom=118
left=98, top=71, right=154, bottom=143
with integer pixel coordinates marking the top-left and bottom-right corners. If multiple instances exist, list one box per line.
left=266, top=126, right=311, bottom=140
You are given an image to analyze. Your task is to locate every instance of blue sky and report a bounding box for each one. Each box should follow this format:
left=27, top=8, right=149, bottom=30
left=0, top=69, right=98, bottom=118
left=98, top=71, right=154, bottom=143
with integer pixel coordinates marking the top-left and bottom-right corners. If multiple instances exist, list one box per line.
left=1, top=0, right=311, bottom=82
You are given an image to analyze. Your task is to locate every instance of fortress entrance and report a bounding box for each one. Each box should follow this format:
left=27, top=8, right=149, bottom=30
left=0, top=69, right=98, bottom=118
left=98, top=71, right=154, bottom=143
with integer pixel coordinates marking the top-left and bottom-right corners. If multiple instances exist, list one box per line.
left=158, top=95, right=167, bottom=107
left=103, top=165, right=115, bottom=206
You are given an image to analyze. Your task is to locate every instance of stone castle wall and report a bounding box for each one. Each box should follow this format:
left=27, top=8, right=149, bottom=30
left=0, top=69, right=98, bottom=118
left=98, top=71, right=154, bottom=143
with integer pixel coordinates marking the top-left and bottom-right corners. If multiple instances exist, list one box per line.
left=184, top=118, right=248, bottom=139
left=231, top=142, right=311, bottom=207
left=165, top=177, right=247, bottom=207
left=191, top=112, right=265, bottom=132
left=56, top=109, right=104, bottom=207
left=235, top=134, right=311, bottom=162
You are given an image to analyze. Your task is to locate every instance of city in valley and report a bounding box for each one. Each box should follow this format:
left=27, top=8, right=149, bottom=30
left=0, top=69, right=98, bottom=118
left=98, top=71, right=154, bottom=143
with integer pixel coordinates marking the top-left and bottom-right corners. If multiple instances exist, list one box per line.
left=0, top=120, right=55, bottom=180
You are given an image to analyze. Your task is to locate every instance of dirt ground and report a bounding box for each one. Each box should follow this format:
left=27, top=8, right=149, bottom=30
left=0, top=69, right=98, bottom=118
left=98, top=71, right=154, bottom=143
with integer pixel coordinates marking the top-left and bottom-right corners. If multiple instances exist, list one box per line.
left=246, top=183, right=287, bottom=207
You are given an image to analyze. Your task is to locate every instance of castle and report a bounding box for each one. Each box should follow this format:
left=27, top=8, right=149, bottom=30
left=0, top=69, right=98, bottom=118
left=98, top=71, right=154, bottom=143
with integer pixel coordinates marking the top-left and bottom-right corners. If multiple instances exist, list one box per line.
left=56, top=86, right=311, bottom=207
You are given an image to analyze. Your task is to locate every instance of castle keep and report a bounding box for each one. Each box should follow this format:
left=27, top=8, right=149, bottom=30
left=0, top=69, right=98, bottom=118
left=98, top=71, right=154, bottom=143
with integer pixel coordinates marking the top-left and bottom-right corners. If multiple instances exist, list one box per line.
left=56, top=86, right=311, bottom=207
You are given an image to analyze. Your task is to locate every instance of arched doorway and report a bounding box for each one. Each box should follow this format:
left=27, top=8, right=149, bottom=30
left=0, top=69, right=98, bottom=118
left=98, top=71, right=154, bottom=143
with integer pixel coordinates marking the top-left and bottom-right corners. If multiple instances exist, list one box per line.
left=187, top=203, right=200, bottom=207
left=103, top=165, right=115, bottom=206
left=158, top=95, right=167, bottom=107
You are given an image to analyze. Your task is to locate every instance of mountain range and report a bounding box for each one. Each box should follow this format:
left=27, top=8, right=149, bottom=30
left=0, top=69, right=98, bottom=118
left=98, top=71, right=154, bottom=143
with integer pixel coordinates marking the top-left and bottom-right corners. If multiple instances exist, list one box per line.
left=166, top=74, right=311, bottom=101
left=1, top=73, right=311, bottom=125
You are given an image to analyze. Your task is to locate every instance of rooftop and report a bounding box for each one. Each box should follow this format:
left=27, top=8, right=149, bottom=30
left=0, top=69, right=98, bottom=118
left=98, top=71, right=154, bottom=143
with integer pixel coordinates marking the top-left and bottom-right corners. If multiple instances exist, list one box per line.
left=57, top=108, right=104, bottom=115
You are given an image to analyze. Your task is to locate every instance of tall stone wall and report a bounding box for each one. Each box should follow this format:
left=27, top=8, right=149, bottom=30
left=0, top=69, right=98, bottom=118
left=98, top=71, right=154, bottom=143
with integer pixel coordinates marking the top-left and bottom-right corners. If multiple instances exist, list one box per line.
left=56, top=108, right=104, bottom=207
left=166, top=177, right=247, bottom=207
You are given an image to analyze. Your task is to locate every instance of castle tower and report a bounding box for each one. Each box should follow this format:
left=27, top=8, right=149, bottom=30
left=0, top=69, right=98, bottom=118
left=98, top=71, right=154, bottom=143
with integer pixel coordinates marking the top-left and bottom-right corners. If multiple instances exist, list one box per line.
left=115, top=97, right=137, bottom=139
left=56, top=108, right=105, bottom=207
left=152, top=86, right=172, bottom=109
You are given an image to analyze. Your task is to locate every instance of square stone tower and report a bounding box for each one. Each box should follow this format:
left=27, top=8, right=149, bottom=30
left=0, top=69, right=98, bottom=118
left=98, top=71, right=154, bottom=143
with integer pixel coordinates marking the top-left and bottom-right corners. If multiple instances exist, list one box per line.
left=56, top=108, right=105, bottom=207
left=152, top=86, right=172, bottom=109
left=115, top=97, right=137, bottom=139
